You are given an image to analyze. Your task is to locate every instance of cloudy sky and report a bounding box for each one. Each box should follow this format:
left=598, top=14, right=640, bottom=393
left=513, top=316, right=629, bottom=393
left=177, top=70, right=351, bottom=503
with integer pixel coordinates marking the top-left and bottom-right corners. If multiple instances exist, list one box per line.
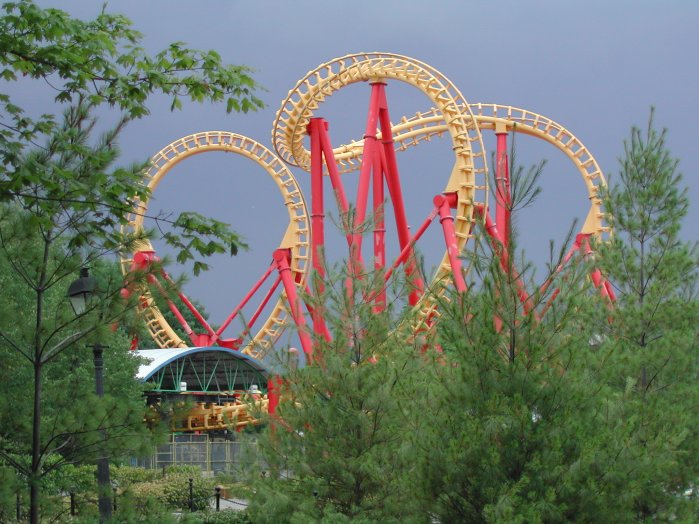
left=31, top=1, right=699, bottom=349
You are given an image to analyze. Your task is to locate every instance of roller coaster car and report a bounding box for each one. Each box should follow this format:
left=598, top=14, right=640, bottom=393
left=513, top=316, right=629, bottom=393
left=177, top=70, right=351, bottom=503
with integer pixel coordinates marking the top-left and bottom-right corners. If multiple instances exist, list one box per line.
left=175, top=398, right=270, bottom=433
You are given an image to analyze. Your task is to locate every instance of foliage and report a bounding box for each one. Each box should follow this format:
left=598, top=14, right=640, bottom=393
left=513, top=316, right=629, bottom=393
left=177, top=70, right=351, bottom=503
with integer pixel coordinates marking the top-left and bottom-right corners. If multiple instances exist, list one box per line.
left=248, top=266, right=430, bottom=523
left=72, top=496, right=179, bottom=524
left=112, top=464, right=162, bottom=488
left=182, top=509, right=254, bottom=524
left=0, top=0, right=255, bottom=271
left=0, top=2, right=263, bottom=522
left=249, top=113, right=697, bottom=522
left=590, top=109, right=699, bottom=518
left=124, top=469, right=216, bottom=512
left=415, top=112, right=699, bottom=522
left=0, top=463, right=20, bottom=523
left=411, top=227, right=614, bottom=521
left=0, top=228, right=159, bottom=483
left=0, top=0, right=263, bottom=159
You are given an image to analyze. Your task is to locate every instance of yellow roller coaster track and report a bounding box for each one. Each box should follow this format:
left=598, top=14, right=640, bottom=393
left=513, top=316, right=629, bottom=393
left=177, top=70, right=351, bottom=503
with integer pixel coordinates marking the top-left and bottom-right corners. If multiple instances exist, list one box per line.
left=327, top=103, right=609, bottom=237
left=125, top=53, right=610, bottom=360
left=272, top=52, right=490, bottom=330
left=121, top=131, right=310, bottom=360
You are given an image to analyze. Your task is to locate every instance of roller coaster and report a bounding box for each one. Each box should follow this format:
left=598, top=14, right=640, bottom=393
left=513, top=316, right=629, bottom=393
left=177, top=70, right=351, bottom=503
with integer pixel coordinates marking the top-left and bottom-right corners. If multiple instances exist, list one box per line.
left=122, top=53, right=613, bottom=431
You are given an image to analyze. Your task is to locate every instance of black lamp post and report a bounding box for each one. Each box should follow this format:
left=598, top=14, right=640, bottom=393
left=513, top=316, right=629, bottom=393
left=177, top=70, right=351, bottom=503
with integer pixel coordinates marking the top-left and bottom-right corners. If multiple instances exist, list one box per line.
left=67, top=268, right=112, bottom=522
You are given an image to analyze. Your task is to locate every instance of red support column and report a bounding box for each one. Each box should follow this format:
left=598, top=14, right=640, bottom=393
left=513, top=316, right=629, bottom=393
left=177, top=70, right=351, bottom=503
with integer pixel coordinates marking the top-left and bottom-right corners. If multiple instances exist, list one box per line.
left=603, top=280, right=617, bottom=302
left=273, top=249, right=313, bottom=361
left=242, top=275, right=282, bottom=338
left=351, top=81, right=384, bottom=273
left=373, top=147, right=386, bottom=311
left=299, top=282, right=332, bottom=342
left=308, top=118, right=326, bottom=281
left=146, top=273, right=197, bottom=341
left=318, top=123, right=352, bottom=235
left=495, top=123, right=511, bottom=248
left=377, top=85, right=423, bottom=304
left=267, top=375, right=282, bottom=415
left=381, top=206, right=439, bottom=286
left=536, top=236, right=583, bottom=302
left=477, top=205, right=532, bottom=311
left=435, top=193, right=467, bottom=293
left=577, top=233, right=616, bottom=302
left=307, top=118, right=329, bottom=339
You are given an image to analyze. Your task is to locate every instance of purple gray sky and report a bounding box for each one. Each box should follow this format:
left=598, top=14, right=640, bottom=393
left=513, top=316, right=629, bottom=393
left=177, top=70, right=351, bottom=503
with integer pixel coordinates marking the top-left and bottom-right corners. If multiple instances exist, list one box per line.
left=30, top=1, right=699, bottom=348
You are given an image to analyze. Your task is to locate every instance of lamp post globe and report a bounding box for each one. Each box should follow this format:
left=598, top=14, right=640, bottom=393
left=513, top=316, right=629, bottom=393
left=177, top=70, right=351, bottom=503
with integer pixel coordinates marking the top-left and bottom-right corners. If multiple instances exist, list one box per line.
left=67, top=267, right=96, bottom=315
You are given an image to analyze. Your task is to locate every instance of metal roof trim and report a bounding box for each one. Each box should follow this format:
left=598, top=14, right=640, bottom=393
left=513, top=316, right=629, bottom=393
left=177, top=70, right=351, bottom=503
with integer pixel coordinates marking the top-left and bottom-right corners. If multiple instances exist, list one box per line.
left=135, top=346, right=268, bottom=381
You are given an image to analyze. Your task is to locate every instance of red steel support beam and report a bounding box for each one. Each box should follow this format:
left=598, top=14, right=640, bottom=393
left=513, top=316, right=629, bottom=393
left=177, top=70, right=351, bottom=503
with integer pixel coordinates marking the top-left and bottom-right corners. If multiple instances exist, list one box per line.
left=308, top=118, right=326, bottom=280
left=495, top=125, right=511, bottom=248
left=147, top=273, right=194, bottom=336
left=351, top=81, right=383, bottom=272
left=382, top=206, right=439, bottom=287
left=373, top=146, right=386, bottom=311
left=436, top=193, right=467, bottom=293
left=302, top=284, right=332, bottom=342
left=274, top=249, right=313, bottom=360
left=212, top=261, right=277, bottom=344
left=308, top=118, right=329, bottom=338
left=318, top=122, right=351, bottom=227
left=475, top=205, right=532, bottom=312
left=159, top=270, right=216, bottom=338
left=377, top=85, right=423, bottom=304
left=243, top=274, right=282, bottom=337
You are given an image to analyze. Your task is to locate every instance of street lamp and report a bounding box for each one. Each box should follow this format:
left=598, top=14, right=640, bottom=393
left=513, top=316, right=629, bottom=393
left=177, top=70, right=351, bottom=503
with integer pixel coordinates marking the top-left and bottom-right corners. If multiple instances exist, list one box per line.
left=67, top=268, right=112, bottom=522
left=67, top=267, right=96, bottom=316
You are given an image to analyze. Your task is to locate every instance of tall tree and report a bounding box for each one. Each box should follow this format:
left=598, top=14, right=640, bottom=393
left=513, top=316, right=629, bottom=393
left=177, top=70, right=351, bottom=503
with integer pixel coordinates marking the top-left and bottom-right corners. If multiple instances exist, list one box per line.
left=0, top=2, right=263, bottom=521
left=591, top=110, right=699, bottom=518
left=412, top=227, right=628, bottom=521
left=248, top=267, right=430, bottom=523
left=415, top=113, right=699, bottom=522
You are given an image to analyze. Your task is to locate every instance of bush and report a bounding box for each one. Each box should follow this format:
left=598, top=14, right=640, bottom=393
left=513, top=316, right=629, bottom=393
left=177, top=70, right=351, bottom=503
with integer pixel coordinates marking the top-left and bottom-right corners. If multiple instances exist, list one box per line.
left=124, top=470, right=215, bottom=512
left=72, top=493, right=179, bottom=524
left=181, top=509, right=253, bottom=524
left=165, top=464, right=202, bottom=477
left=112, top=465, right=161, bottom=488
left=43, top=463, right=96, bottom=495
left=163, top=472, right=215, bottom=511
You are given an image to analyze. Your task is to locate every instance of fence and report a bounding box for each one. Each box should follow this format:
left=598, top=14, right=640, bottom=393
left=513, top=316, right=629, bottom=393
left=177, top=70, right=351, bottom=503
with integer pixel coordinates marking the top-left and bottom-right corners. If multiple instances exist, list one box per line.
left=136, top=433, right=260, bottom=474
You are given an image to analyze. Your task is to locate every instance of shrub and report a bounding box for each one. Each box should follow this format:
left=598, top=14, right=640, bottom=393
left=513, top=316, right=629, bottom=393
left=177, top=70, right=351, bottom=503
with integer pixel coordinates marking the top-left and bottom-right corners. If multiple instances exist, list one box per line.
left=165, top=464, right=202, bottom=477
left=162, top=472, right=216, bottom=511
left=123, top=470, right=215, bottom=512
left=181, top=509, right=254, bottom=524
left=112, top=465, right=162, bottom=488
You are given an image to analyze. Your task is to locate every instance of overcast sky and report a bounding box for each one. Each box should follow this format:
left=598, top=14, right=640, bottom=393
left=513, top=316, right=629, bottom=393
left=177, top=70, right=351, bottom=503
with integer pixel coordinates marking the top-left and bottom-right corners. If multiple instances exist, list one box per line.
left=31, top=1, right=699, bottom=349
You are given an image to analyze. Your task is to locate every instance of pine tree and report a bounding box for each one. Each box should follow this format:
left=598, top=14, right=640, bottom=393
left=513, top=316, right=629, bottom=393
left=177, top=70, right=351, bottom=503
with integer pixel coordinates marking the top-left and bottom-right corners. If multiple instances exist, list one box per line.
left=413, top=113, right=699, bottom=521
left=412, top=231, right=634, bottom=521
left=590, top=110, right=699, bottom=519
left=248, top=267, right=431, bottom=523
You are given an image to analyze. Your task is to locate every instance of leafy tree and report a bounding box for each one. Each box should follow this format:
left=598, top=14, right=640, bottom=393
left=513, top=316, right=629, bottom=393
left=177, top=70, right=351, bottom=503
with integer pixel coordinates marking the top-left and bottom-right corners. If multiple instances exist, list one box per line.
left=0, top=201, right=162, bottom=521
left=0, top=0, right=262, bottom=169
left=0, top=2, right=264, bottom=522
